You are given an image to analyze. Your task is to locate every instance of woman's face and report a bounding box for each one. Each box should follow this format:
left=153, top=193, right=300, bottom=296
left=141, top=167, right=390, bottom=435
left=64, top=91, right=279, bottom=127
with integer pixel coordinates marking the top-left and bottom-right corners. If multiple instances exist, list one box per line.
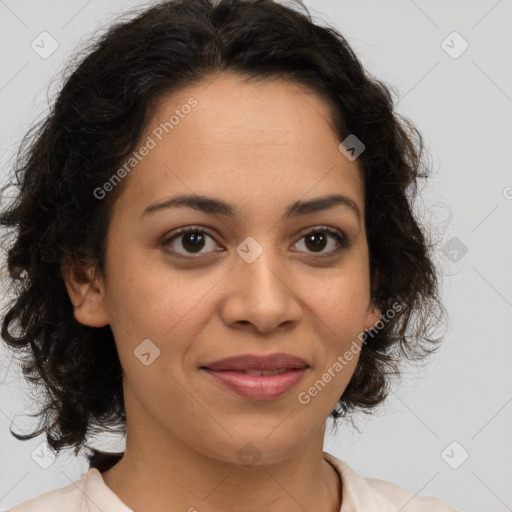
left=73, top=72, right=380, bottom=465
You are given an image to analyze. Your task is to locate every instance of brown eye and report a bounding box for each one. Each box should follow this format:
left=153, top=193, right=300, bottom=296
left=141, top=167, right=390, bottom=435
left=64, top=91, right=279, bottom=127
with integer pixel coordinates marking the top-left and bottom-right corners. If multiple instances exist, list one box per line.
left=163, top=227, right=221, bottom=258
left=180, top=231, right=206, bottom=253
left=304, top=231, right=328, bottom=252
left=162, top=225, right=349, bottom=260
left=292, top=227, right=349, bottom=257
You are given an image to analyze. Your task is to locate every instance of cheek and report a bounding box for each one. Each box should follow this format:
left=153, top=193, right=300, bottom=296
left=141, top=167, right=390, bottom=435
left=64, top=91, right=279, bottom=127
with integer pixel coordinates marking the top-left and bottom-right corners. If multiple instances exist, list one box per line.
left=103, top=253, right=226, bottom=380
left=104, top=245, right=220, bottom=335
left=306, top=267, right=371, bottom=342
left=297, top=266, right=369, bottom=401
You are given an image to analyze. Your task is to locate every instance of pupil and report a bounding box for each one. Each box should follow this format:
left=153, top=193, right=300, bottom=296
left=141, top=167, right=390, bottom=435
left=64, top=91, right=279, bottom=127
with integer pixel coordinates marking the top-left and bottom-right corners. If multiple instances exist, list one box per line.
left=306, top=232, right=326, bottom=252
left=183, top=232, right=204, bottom=252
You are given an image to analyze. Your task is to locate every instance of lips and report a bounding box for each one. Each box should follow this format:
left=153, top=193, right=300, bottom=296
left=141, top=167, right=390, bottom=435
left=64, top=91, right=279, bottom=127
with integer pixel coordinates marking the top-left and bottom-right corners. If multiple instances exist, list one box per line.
left=201, top=353, right=309, bottom=372
left=240, top=368, right=288, bottom=376
left=200, top=353, right=310, bottom=400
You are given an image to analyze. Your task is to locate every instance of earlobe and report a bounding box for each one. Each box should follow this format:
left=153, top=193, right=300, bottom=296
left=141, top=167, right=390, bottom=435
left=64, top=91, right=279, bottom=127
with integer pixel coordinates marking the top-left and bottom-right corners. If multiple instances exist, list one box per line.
left=365, top=302, right=381, bottom=332
left=61, top=259, right=110, bottom=328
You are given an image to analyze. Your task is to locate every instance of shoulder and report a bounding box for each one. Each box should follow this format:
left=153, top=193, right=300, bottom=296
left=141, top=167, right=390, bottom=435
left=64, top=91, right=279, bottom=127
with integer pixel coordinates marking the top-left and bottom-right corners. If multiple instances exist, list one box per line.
left=363, top=476, right=459, bottom=512
left=9, top=470, right=91, bottom=512
left=323, top=451, right=459, bottom=512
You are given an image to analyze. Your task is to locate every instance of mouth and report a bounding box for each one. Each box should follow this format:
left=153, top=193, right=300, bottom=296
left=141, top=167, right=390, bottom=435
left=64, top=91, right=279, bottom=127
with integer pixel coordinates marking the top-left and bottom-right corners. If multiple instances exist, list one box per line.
left=200, top=352, right=309, bottom=372
left=219, top=368, right=291, bottom=376
left=199, top=353, right=310, bottom=401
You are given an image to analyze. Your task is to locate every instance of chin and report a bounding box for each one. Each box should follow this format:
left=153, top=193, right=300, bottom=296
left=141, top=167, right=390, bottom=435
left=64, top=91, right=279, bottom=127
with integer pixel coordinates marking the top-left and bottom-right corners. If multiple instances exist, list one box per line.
left=201, top=431, right=311, bottom=467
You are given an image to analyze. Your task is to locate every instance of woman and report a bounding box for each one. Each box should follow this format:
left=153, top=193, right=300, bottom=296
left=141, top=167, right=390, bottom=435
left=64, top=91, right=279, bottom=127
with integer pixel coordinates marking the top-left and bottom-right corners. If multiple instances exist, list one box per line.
left=1, top=0, right=455, bottom=510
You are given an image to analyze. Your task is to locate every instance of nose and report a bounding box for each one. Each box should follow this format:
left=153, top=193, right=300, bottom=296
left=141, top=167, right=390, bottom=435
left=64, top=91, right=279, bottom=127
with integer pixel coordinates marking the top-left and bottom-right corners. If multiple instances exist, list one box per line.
left=218, top=239, right=303, bottom=334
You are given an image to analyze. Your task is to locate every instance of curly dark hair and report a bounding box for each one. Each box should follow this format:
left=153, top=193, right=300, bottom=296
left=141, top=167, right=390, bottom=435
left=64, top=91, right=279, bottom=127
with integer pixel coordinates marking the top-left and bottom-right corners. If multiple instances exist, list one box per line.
left=0, top=0, right=446, bottom=474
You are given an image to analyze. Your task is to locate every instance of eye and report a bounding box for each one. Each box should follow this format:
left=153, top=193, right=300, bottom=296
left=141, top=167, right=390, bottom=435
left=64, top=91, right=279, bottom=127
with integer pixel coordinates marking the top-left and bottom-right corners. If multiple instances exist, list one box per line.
left=162, top=225, right=349, bottom=259
left=162, top=226, right=221, bottom=259
left=291, top=226, right=349, bottom=257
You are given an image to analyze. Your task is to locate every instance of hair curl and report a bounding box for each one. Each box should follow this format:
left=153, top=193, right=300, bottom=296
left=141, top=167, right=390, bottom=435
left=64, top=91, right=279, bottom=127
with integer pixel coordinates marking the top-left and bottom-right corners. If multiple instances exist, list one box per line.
left=0, top=0, right=446, bottom=473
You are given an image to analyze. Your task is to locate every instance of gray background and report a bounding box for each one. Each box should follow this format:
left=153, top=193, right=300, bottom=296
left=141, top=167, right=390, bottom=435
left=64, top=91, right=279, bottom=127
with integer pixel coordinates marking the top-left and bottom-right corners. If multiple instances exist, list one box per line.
left=1, top=1, right=511, bottom=511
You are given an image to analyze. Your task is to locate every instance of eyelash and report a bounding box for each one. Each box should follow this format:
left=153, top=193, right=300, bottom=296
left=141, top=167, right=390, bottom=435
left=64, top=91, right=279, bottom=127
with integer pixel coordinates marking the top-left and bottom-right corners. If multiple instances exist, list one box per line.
left=161, top=225, right=350, bottom=260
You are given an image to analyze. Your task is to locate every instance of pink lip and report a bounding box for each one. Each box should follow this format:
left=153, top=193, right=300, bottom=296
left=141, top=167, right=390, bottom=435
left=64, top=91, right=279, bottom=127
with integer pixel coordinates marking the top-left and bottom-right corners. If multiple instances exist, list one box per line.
left=201, top=352, right=309, bottom=371
left=201, top=368, right=308, bottom=401
left=200, top=352, right=310, bottom=401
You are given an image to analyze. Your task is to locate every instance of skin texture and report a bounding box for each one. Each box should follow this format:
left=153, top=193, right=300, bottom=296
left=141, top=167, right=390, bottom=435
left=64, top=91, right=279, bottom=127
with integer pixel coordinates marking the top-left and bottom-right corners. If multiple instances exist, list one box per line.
left=63, top=72, right=381, bottom=512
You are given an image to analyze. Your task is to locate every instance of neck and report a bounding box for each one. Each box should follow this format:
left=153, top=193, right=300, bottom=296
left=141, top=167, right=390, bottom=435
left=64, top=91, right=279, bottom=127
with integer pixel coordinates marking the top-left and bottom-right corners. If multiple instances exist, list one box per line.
left=100, top=380, right=342, bottom=512
left=101, top=428, right=342, bottom=512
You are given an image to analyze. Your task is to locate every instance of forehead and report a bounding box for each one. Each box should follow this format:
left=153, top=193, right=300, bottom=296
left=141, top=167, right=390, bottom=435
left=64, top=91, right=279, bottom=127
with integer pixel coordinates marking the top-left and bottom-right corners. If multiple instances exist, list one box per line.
left=150, top=72, right=341, bottom=148
left=111, top=72, right=365, bottom=224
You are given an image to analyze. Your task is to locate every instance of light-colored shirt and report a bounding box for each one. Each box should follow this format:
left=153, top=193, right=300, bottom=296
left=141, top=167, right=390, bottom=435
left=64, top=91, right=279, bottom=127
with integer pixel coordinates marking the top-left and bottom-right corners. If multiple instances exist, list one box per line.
left=9, top=451, right=458, bottom=511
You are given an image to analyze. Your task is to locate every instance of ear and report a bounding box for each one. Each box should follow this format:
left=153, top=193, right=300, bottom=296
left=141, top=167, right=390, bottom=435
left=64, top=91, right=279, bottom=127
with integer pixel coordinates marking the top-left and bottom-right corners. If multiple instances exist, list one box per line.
left=364, top=300, right=381, bottom=332
left=61, top=258, right=110, bottom=328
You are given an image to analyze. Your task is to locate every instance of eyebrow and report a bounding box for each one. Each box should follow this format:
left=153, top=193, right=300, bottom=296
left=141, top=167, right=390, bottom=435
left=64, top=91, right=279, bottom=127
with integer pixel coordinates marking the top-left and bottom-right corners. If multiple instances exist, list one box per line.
left=140, top=193, right=361, bottom=222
